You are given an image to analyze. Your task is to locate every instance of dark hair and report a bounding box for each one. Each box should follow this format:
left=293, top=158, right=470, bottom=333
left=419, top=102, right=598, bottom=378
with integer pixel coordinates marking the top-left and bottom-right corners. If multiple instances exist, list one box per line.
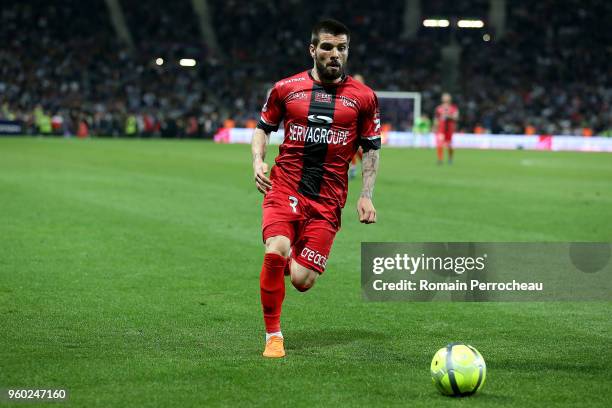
left=311, top=19, right=350, bottom=46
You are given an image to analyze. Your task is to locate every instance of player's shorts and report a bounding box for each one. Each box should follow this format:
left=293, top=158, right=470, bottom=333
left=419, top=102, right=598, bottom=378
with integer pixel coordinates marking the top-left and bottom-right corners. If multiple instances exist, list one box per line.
left=436, top=131, right=454, bottom=144
left=262, top=183, right=340, bottom=274
left=443, top=130, right=454, bottom=143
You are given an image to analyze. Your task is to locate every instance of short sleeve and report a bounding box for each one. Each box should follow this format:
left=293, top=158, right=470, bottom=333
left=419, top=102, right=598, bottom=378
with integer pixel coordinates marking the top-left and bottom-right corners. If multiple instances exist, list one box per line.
left=358, top=92, right=381, bottom=151
left=257, top=85, right=284, bottom=133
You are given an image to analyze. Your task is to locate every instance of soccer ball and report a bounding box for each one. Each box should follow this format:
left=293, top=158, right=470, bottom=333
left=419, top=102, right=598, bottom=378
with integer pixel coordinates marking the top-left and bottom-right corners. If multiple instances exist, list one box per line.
left=430, top=342, right=486, bottom=397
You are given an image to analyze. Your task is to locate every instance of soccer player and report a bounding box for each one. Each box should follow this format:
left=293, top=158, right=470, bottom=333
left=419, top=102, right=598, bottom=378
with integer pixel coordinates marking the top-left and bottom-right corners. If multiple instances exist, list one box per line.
left=434, top=93, right=459, bottom=164
left=251, top=19, right=381, bottom=358
left=348, top=73, right=365, bottom=180
left=412, top=114, right=432, bottom=148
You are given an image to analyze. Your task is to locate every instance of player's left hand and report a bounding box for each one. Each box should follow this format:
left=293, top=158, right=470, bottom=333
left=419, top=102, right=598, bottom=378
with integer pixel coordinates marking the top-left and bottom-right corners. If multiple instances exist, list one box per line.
left=357, top=197, right=376, bottom=224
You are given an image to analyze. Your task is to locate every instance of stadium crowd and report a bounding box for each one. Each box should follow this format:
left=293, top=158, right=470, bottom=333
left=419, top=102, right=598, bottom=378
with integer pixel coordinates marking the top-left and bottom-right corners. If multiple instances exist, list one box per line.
left=458, top=0, right=611, bottom=135
left=0, top=0, right=610, bottom=137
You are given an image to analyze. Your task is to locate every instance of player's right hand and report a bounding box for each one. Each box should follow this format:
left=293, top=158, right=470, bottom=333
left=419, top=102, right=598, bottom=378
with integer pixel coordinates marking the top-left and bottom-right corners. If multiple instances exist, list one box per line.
left=253, top=161, right=272, bottom=194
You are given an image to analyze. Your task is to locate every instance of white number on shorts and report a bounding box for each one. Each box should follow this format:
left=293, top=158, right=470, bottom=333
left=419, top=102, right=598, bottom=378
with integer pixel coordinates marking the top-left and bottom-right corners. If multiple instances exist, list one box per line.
left=288, top=196, right=298, bottom=213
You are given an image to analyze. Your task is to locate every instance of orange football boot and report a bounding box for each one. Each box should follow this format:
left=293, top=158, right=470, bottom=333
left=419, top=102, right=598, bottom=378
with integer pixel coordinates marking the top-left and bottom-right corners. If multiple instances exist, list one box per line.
left=263, top=336, right=285, bottom=358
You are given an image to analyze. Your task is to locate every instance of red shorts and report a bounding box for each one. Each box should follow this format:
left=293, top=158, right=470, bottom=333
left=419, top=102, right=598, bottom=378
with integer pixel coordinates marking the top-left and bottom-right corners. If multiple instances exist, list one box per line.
left=436, top=131, right=454, bottom=144
left=262, top=184, right=340, bottom=274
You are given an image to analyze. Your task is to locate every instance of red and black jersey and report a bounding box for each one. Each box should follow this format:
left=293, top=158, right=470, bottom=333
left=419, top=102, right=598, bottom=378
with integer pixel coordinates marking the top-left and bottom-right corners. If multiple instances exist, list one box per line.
left=257, top=70, right=381, bottom=208
left=435, top=103, right=459, bottom=134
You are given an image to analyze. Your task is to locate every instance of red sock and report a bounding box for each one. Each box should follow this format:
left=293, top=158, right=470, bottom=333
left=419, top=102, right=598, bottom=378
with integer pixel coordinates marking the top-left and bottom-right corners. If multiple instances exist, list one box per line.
left=260, top=253, right=286, bottom=333
left=448, top=146, right=454, bottom=160
left=437, top=144, right=444, bottom=161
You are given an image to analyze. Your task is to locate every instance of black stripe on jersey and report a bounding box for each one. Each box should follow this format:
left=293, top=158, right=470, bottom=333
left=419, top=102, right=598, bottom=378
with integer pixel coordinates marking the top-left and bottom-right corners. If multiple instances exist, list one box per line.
left=298, top=84, right=336, bottom=198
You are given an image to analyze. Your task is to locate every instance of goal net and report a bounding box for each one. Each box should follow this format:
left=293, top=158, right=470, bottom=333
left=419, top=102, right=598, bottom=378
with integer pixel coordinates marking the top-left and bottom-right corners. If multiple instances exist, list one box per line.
left=375, top=91, right=432, bottom=147
left=375, top=91, right=422, bottom=132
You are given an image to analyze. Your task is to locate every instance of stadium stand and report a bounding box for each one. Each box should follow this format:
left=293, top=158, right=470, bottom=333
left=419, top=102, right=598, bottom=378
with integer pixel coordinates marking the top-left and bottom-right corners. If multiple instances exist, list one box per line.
left=0, top=0, right=610, bottom=136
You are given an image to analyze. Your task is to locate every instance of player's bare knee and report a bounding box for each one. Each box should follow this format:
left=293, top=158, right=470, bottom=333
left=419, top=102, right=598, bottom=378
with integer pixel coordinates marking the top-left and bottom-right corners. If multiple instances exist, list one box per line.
left=293, top=282, right=313, bottom=292
left=290, top=268, right=318, bottom=292
left=265, top=236, right=291, bottom=257
left=291, top=276, right=315, bottom=292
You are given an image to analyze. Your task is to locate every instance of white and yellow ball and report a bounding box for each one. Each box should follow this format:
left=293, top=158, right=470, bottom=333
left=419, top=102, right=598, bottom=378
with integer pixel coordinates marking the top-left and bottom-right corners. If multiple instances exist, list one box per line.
left=430, top=343, right=486, bottom=397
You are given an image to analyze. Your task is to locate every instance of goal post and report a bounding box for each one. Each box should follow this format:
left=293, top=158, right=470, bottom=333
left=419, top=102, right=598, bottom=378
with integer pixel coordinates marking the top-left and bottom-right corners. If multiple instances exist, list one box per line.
left=375, top=91, right=422, bottom=132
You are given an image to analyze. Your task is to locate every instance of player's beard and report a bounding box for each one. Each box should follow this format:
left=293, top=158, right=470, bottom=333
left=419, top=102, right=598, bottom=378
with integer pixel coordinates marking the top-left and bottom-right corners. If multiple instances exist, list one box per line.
left=315, top=58, right=345, bottom=82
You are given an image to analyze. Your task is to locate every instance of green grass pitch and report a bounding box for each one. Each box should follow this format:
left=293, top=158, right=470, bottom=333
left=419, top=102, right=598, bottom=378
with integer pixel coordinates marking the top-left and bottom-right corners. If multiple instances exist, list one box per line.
left=1, top=137, right=611, bottom=407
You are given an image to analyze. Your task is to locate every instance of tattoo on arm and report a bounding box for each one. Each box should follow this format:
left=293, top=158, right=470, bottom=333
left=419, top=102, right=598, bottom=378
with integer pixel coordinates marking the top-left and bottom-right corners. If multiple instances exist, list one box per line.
left=252, top=128, right=269, bottom=163
left=360, top=149, right=379, bottom=199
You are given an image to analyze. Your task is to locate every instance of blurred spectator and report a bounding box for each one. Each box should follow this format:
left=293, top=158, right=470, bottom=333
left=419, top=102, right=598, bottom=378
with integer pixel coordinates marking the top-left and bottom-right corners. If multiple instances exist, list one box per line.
left=0, top=0, right=609, bottom=136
